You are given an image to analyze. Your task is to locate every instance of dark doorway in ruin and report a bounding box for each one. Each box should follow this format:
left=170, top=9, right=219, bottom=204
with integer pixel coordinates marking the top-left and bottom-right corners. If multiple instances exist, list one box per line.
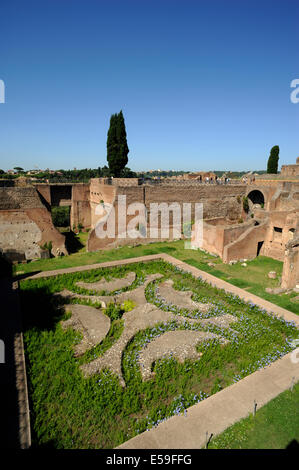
left=50, top=185, right=72, bottom=207
left=257, top=241, right=264, bottom=256
left=64, top=231, right=84, bottom=254
left=247, top=190, right=265, bottom=206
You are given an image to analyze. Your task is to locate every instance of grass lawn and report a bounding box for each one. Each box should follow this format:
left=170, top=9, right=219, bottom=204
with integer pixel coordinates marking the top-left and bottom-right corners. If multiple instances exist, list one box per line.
left=207, top=381, right=299, bottom=449
left=74, top=231, right=89, bottom=253
left=15, top=239, right=299, bottom=315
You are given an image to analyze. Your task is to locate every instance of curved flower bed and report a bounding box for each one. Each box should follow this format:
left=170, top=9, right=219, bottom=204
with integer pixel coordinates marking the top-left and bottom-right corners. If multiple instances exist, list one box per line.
left=20, top=259, right=299, bottom=449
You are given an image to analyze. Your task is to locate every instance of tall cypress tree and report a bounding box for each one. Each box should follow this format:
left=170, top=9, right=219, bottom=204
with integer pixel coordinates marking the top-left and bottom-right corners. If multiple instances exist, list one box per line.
left=267, top=145, right=280, bottom=174
left=107, top=110, right=129, bottom=177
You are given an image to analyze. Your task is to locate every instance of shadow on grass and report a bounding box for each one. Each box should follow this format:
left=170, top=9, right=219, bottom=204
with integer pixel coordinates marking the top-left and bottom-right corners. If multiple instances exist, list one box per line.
left=20, top=287, right=67, bottom=332
left=0, top=253, right=12, bottom=279
left=64, top=230, right=84, bottom=254
left=160, top=246, right=177, bottom=253
left=13, top=271, right=41, bottom=282
left=286, top=439, right=299, bottom=450
left=30, top=439, right=58, bottom=449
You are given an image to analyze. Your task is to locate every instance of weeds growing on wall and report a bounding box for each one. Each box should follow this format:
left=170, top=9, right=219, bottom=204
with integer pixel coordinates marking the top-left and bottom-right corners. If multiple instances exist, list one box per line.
left=20, top=260, right=299, bottom=449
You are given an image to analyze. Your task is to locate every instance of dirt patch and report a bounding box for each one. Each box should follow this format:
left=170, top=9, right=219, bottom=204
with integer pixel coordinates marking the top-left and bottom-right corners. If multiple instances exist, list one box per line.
left=201, top=313, right=238, bottom=329
left=54, top=289, right=111, bottom=307
left=157, top=279, right=212, bottom=312
left=76, top=272, right=136, bottom=293
left=138, top=330, right=226, bottom=380
left=61, top=304, right=111, bottom=356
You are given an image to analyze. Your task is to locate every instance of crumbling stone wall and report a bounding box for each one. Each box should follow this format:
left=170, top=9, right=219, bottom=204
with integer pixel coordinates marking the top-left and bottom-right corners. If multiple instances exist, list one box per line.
left=0, top=210, right=42, bottom=260
left=71, top=183, right=91, bottom=230
left=281, top=235, right=299, bottom=289
left=0, top=187, right=67, bottom=260
left=0, top=187, right=45, bottom=210
left=86, top=180, right=245, bottom=252
left=281, top=163, right=299, bottom=177
left=200, top=219, right=255, bottom=258
left=222, top=220, right=268, bottom=262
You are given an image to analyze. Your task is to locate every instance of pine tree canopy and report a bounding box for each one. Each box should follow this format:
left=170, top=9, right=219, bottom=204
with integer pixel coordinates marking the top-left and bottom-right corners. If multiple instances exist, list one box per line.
left=267, top=145, right=280, bottom=174
left=107, top=110, right=129, bottom=177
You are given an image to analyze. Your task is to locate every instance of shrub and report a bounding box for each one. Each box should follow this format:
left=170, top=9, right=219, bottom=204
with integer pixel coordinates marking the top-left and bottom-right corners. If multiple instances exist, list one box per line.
left=104, top=302, right=124, bottom=321
left=41, top=241, right=52, bottom=252
left=121, top=299, right=136, bottom=312
left=51, top=206, right=70, bottom=227
left=267, top=145, right=279, bottom=174
left=242, top=196, right=249, bottom=213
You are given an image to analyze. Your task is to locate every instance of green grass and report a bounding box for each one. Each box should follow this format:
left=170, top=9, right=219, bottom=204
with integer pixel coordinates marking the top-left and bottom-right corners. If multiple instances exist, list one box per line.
left=207, top=381, right=299, bottom=449
left=15, top=240, right=299, bottom=315
left=20, top=259, right=299, bottom=449
left=75, top=231, right=89, bottom=253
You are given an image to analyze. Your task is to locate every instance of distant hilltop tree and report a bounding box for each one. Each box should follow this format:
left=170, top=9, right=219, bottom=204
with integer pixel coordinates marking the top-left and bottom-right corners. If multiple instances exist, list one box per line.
left=267, top=145, right=280, bottom=174
left=107, top=110, right=129, bottom=177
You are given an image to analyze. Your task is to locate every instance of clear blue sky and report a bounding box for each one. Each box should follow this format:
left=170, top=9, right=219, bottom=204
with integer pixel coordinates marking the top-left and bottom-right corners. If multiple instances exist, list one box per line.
left=0, top=0, right=298, bottom=172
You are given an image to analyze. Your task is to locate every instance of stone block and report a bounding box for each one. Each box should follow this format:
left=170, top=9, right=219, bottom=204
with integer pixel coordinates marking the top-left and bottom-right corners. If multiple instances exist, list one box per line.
left=268, top=271, right=277, bottom=279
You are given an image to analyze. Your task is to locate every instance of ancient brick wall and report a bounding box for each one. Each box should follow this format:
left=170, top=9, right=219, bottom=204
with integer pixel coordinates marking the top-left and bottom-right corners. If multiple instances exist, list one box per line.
left=0, top=187, right=45, bottom=210
left=0, top=208, right=67, bottom=259
left=0, top=187, right=67, bottom=259
left=281, top=164, right=299, bottom=177
left=261, top=211, right=299, bottom=261
left=34, top=184, right=51, bottom=207
left=71, top=184, right=91, bottom=229
left=89, top=179, right=117, bottom=229
left=223, top=221, right=268, bottom=262
left=0, top=210, right=42, bottom=259
left=197, top=219, right=254, bottom=257
left=86, top=181, right=246, bottom=252
left=109, top=184, right=245, bottom=222
left=49, top=185, right=72, bottom=207
left=281, top=242, right=299, bottom=289
left=0, top=179, right=15, bottom=187
left=112, top=178, right=140, bottom=186
left=27, top=208, right=67, bottom=256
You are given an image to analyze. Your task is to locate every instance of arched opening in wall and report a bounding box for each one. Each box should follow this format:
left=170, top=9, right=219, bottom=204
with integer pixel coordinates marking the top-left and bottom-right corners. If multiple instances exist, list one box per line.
left=51, top=206, right=70, bottom=228
left=257, top=241, right=264, bottom=256
left=247, top=190, right=265, bottom=207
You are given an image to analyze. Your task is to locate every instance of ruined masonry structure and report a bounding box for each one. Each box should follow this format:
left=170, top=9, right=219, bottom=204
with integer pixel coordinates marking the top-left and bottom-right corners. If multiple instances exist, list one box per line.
left=1, top=158, right=299, bottom=289
left=0, top=186, right=67, bottom=261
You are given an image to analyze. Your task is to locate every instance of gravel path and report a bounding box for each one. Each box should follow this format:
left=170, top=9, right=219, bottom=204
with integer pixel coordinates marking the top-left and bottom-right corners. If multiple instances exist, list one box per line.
left=157, top=279, right=212, bottom=312
left=76, top=272, right=136, bottom=293
left=61, top=304, right=110, bottom=356
left=138, top=330, right=226, bottom=380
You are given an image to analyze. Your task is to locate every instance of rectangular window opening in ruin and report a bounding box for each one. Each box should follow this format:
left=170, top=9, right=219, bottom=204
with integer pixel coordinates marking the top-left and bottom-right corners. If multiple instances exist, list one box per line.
left=257, top=241, right=264, bottom=256
left=273, top=226, right=283, bottom=243
left=289, top=228, right=295, bottom=240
